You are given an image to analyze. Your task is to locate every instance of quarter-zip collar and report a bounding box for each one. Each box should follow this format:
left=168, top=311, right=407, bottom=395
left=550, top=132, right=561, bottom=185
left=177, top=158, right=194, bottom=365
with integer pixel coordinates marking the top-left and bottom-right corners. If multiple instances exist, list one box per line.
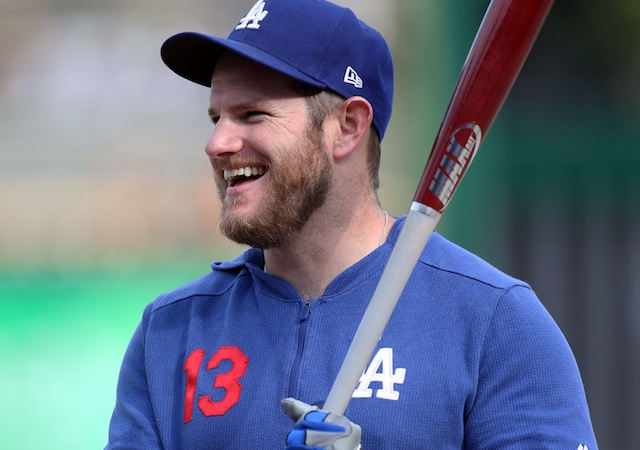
left=210, top=217, right=402, bottom=302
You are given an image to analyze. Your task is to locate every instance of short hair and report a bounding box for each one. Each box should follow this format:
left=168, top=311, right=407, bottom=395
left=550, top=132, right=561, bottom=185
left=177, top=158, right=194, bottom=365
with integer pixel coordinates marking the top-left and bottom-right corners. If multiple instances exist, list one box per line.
left=291, top=81, right=381, bottom=191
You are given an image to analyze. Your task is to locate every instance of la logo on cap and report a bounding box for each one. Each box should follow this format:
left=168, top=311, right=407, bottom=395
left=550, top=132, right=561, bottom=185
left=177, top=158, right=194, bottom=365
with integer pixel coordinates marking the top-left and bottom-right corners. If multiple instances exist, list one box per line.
left=236, top=0, right=269, bottom=30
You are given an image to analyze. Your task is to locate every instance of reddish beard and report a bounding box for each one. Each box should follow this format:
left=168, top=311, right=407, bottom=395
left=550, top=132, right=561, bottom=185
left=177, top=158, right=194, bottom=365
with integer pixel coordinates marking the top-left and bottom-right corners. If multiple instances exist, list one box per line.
left=216, top=124, right=332, bottom=249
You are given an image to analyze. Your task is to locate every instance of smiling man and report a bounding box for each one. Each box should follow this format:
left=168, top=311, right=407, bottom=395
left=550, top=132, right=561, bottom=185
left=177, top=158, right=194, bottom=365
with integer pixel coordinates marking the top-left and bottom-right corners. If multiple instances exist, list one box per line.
left=208, top=53, right=336, bottom=258
left=106, top=1, right=598, bottom=449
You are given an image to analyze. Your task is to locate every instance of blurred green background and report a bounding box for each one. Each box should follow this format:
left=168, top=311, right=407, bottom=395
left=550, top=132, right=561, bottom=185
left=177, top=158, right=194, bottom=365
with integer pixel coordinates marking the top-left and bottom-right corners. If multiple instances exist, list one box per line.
left=1, top=0, right=639, bottom=448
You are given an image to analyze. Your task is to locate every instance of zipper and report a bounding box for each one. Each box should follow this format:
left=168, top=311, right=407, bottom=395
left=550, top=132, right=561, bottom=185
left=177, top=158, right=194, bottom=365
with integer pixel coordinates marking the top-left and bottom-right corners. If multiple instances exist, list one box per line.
left=288, top=297, right=313, bottom=397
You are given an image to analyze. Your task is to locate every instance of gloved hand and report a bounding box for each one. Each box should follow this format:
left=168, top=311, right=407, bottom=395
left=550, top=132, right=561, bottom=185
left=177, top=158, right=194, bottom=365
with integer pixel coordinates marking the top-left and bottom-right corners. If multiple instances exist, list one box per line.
left=281, top=397, right=362, bottom=450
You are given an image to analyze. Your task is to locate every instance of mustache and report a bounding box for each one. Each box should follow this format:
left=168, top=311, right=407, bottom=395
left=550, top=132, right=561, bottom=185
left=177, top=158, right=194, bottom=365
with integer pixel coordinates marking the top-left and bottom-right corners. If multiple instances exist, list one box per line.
left=214, top=154, right=270, bottom=170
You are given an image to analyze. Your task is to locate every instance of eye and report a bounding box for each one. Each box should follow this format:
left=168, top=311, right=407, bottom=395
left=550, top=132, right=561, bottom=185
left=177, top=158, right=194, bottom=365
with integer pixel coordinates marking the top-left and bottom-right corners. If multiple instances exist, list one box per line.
left=245, top=111, right=266, bottom=120
left=210, top=115, right=220, bottom=125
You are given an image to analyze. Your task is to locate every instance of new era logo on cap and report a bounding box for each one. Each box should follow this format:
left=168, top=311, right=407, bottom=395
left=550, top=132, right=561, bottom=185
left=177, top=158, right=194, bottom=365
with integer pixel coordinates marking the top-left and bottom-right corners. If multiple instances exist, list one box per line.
left=344, top=66, right=363, bottom=89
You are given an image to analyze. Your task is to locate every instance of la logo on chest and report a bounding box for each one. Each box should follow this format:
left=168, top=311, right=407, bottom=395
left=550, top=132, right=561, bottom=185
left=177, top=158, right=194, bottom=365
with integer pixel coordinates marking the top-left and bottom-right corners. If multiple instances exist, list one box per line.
left=352, top=348, right=406, bottom=401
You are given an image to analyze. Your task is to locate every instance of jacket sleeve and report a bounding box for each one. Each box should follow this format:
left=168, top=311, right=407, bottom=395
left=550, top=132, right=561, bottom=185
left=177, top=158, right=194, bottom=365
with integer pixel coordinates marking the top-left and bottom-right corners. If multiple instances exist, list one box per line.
left=464, top=285, right=598, bottom=449
left=105, top=311, right=162, bottom=449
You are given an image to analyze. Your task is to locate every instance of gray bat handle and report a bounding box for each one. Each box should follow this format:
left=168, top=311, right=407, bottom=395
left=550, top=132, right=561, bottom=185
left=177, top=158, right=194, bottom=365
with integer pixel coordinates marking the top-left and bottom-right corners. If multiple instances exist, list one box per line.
left=323, top=202, right=441, bottom=415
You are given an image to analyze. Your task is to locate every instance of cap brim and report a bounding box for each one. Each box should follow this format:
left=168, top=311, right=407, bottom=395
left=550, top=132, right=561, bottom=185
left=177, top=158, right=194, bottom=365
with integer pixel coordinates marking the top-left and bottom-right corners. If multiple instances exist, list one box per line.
left=161, top=32, right=327, bottom=89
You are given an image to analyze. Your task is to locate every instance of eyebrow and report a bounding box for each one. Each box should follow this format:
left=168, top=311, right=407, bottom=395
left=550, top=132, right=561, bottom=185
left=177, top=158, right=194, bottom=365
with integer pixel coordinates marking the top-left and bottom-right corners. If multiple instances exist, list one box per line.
left=208, top=98, right=269, bottom=119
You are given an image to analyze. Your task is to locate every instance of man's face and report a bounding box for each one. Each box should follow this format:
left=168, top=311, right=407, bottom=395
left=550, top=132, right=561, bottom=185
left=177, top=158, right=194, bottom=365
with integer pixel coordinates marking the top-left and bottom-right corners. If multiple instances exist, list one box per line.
left=206, top=53, right=333, bottom=249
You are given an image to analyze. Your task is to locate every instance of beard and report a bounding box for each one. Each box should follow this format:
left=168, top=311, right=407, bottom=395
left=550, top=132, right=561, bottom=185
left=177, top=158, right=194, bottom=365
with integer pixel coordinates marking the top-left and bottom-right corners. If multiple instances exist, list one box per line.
left=216, top=124, right=333, bottom=249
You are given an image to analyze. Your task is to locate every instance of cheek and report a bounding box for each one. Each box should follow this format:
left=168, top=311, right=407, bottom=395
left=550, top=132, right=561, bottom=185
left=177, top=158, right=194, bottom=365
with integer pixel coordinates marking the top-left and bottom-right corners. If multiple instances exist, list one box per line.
left=209, top=162, right=225, bottom=187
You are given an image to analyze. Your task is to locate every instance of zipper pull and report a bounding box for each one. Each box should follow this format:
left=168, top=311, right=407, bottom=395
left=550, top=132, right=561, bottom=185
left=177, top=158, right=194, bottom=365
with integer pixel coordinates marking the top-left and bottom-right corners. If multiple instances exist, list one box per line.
left=300, top=297, right=312, bottom=321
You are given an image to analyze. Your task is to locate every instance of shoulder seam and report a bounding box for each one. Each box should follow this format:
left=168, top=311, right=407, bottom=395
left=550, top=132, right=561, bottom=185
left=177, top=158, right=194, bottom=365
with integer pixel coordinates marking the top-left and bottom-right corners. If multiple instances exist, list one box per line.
left=418, top=259, right=529, bottom=292
left=150, top=270, right=250, bottom=313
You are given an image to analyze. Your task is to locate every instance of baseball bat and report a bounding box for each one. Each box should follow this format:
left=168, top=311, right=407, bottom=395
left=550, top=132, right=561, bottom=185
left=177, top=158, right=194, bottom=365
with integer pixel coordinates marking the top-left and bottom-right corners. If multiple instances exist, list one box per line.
left=324, top=0, right=555, bottom=415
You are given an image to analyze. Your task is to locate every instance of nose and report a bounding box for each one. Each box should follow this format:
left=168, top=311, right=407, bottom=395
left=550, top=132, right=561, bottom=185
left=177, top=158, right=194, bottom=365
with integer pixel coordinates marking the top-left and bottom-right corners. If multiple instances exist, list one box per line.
left=204, top=118, right=243, bottom=158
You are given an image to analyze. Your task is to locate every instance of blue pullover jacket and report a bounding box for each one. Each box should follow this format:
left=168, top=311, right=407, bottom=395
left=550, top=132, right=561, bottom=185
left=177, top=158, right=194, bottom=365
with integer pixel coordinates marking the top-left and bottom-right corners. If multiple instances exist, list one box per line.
left=107, top=216, right=597, bottom=449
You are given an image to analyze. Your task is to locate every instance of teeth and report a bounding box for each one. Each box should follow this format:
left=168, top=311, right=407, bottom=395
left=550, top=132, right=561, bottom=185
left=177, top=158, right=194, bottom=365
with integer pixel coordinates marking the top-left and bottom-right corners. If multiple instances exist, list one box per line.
left=223, top=166, right=265, bottom=181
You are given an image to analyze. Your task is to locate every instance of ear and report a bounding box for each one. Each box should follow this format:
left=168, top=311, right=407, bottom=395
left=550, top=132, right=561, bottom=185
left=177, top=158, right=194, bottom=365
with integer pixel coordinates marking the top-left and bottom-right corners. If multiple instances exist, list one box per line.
left=332, top=96, right=374, bottom=160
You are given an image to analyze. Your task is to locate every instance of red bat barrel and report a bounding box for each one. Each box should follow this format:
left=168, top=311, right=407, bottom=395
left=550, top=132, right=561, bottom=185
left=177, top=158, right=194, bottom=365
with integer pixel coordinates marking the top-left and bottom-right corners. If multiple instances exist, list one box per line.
left=414, top=0, right=554, bottom=212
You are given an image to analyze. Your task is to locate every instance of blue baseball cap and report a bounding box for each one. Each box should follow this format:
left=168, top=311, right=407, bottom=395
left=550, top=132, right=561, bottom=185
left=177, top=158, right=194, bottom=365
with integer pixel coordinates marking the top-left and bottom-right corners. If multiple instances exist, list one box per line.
left=161, top=0, right=394, bottom=140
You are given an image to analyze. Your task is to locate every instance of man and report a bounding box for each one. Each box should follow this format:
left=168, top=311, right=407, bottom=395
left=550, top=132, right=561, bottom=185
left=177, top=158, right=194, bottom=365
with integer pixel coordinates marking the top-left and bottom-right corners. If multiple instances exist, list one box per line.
left=106, top=0, right=598, bottom=448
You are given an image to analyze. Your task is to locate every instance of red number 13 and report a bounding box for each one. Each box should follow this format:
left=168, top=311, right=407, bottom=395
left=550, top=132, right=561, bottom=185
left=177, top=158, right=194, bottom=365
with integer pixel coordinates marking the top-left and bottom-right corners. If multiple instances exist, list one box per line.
left=183, top=346, right=249, bottom=423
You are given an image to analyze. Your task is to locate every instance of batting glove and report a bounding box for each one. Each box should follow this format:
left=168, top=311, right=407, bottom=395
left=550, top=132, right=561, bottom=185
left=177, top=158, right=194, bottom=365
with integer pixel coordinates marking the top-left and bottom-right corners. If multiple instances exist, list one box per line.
left=281, top=397, right=362, bottom=450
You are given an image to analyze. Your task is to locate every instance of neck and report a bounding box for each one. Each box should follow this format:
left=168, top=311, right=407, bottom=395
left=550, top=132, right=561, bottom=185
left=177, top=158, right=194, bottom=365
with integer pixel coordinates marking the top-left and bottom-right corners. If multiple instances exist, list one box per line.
left=263, top=201, right=394, bottom=298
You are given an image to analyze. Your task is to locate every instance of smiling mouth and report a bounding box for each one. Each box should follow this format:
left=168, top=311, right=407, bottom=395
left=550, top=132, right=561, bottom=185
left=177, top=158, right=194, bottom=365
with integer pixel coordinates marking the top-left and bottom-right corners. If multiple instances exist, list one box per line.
left=223, top=166, right=266, bottom=187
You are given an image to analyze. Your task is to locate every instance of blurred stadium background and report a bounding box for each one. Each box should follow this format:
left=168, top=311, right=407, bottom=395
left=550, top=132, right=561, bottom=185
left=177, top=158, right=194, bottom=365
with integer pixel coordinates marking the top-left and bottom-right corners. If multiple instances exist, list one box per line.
left=1, top=0, right=638, bottom=448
